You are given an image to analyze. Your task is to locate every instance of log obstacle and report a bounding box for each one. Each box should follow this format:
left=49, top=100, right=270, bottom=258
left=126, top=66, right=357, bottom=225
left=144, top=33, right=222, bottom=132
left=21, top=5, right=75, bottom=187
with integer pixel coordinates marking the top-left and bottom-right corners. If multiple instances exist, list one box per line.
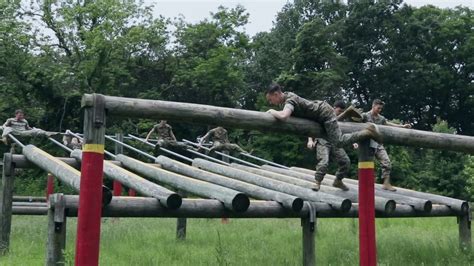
left=288, top=167, right=465, bottom=214
left=116, top=155, right=250, bottom=212
left=82, top=94, right=474, bottom=153
left=21, top=145, right=112, bottom=206
left=193, top=158, right=352, bottom=212
left=231, top=163, right=395, bottom=214
left=70, top=150, right=182, bottom=209
left=155, top=156, right=304, bottom=212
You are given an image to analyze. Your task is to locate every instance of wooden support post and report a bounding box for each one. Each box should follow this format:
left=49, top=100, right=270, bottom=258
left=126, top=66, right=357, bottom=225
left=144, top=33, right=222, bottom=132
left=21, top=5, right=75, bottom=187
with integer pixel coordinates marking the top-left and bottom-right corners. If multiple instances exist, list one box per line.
left=0, top=153, right=14, bottom=255
left=46, top=193, right=67, bottom=266
left=458, top=204, right=472, bottom=252
left=46, top=173, right=55, bottom=200
left=75, top=94, right=106, bottom=266
left=113, top=133, right=123, bottom=196
left=302, top=203, right=316, bottom=266
left=358, top=139, right=377, bottom=266
left=176, top=190, right=187, bottom=240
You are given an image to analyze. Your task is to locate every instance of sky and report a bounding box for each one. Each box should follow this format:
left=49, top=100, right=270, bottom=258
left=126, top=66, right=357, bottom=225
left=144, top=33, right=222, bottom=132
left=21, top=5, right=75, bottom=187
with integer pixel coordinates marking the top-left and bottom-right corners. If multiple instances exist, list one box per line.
left=146, top=0, right=474, bottom=36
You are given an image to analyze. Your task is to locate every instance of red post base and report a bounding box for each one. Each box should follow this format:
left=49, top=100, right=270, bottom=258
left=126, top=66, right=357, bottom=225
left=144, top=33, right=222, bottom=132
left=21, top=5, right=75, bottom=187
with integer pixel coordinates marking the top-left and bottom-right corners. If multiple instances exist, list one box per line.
left=358, top=164, right=377, bottom=266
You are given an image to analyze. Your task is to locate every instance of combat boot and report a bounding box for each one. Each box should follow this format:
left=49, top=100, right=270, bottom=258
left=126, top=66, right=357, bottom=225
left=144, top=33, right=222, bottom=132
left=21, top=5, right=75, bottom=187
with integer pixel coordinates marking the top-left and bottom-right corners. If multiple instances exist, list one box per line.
left=311, top=180, right=322, bottom=191
left=333, top=179, right=349, bottom=191
left=382, top=176, right=396, bottom=191
left=364, top=123, right=383, bottom=143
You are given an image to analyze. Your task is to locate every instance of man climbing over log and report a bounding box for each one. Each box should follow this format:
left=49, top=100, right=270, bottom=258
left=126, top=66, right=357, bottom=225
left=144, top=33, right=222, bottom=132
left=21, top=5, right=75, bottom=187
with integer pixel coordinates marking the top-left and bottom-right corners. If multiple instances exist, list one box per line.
left=145, top=120, right=189, bottom=151
left=62, top=130, right=83, bottom=150
left=307, top=100, right=353, bottom=191
left=361, top=99, right=412, bottom=191
left=1, top=109, right=57, bottom=145
left=199, top=126, right=247, bottom=154
left=265, top=83, right=382, bottom=191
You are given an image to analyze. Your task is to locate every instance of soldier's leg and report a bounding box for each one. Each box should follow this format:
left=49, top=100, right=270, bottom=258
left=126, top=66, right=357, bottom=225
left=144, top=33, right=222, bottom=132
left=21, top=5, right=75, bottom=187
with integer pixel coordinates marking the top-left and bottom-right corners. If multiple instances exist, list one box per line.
left=375, top=146, right=395, bottom=191
left=1, top=127, right=13, bottom=145
left=209, top=141, right=222, bottom=153
left=324, top=119, right=382, bottom=147
left=313, top=144, right=330, bottom=191
left=227, top=143, right=246, bottom=153
left=331, top=147, right=350, bottom=191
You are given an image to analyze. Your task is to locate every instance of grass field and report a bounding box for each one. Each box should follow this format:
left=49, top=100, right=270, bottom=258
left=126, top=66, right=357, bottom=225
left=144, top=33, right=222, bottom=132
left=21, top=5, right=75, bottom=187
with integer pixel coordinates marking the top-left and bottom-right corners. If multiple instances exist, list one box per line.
left=1, top=216, right=472, bottom=265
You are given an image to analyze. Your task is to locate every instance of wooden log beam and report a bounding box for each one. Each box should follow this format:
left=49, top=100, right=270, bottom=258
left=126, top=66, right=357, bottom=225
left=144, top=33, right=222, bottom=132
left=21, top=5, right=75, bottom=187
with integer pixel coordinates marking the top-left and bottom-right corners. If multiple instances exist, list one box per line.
left=52, top=196, right=458, bottom=218
left=116, top=155, right=250, bottom=212
left=21, top=145, right=112, bottom=206
left=82, top=94, right=474, bottom=154
left=192, top=159, right=352, bottom=212
left=232, top=163, right=395, bottom=214
left=0, top=153, right=14, bottom=254
left=10, top=154, right=121, bottom=169
left=12, top=196, right=47, bottom=202
left=71, top=150, right=181, bottom=209
left=289, top=166, right=465, bottom=214
left=155, top=156, right=303, bottom=212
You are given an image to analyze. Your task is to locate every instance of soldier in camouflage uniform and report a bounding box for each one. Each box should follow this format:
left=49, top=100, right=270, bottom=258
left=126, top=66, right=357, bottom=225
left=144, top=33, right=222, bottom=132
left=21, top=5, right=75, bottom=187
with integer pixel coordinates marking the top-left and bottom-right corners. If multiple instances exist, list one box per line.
left=265, top=83, right=382, bottom=191
left=145, top=120, right=189, bottom=151
left=199, top=126, right=247, bottom=154
left=362, top=99, right=411, bottom=191
left=2, top=109, right=56, bottom=145
left=62, top=131, right=83, bottom=150
left=307, top=101, right=351, bottom=191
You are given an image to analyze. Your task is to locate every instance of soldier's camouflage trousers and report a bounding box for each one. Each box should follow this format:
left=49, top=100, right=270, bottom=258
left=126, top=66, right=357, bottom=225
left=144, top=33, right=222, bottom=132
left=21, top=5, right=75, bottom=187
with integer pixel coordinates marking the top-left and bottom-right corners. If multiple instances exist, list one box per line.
left=375, top=145, right=391, bottom=179
left=209, top=141, right=245, bottom=153
left=314, top=143, right=350, bottom=182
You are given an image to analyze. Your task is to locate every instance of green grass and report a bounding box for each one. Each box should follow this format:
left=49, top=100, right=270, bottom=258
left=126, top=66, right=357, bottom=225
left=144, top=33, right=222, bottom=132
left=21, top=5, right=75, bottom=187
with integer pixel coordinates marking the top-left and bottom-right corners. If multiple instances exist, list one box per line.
left=1, top=216, right=472, bottom=265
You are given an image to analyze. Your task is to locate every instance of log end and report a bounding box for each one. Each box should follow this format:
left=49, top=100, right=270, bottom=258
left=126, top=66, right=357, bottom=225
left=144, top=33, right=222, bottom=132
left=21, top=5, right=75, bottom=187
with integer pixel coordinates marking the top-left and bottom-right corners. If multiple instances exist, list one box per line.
left=424, top=201, right=433, bottom=213
left=232, top=193, right=250, bottom=213
left=292, top=198, right=304, bottom=212
left=166, top=193, right=183, bottom=210
left=385, top=200, right=396, bottom=214
left=102, top=186, right=113, bottom=206
left=340, top=199, right=352, bottom=213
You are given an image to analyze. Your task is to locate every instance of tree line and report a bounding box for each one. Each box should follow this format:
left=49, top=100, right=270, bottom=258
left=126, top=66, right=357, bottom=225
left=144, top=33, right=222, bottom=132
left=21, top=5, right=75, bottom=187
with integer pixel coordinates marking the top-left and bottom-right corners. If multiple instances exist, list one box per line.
left=0, top=0, right=472, bottom=199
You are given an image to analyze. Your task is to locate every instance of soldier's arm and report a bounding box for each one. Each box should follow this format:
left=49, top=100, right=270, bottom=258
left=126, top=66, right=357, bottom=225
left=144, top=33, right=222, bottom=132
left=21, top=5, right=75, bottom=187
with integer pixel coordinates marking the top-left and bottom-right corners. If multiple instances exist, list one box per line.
left=145, top=127, right=155, bottom=142
left=386, top=121, right=411, bottom=129
left=3, top=119, right=12, bottom=127
left=267, top=105, right=293, bottom=121
left=307, top=137, right=315, bottom=149
left=199, top=131, right=212, bottom=145
left=24, top=120, right=31, bottom=130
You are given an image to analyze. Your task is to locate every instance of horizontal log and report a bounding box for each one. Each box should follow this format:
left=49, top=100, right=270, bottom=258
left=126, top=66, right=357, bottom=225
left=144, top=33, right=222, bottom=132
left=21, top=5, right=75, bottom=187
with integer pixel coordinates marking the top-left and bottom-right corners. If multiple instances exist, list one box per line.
left=12, top=206, right=48, bottom=216
left=54, top=196, right=457, bottom=218
left=155, top=156, right=304, bottom=212
left=82, top=94, right=474, bottom=154
left=12, top=202, right=47, bottom=207
left=289, top=166, right=465, bottom=214
left=71, top=150, right=181, bottom=209
left=116, top=155, right=250, bottom=212
left=21, top=145, right=112, bottom=206
left=192, top=158, right=352, bottom=212
left=13, top=196, right=47, bottom=202
left=232, top=163, right=396, bottom=214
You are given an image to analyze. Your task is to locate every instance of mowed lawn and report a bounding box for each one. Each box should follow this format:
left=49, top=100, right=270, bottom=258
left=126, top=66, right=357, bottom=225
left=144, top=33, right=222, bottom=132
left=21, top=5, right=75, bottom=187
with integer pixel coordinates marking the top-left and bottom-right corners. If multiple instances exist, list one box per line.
left=1, top=216, right=472, bottom=265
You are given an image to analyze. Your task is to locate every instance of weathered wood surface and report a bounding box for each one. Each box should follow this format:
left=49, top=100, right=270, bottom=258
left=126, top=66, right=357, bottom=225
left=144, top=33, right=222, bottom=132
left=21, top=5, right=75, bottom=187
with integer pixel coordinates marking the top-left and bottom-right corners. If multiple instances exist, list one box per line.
left=45, top=194, right=67, bottom=266
left=264, top=165, right=432, bottom=212
left=50, top=196, right=458, bottom=218
left=232, top=163, right=395, bottom=214
left=289, top=166, right=465, bottom=213
left=0, top=153, right=14, bottom=254
left=116, top=155, right=250, bottom=212
left=155, top=156, right=303, bottom=212
left=21, top=145, right=112, bottom=205
left=71, top=150, right=181, bottom=209
left=192, top=158, right=352, bottom=212
left=82, top=94, right=474, bottom=153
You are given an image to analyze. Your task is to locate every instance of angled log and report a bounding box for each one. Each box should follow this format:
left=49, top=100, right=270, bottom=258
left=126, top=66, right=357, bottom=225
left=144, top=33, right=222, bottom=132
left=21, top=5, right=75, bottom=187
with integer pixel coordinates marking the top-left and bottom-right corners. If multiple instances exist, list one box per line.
left=21, top=145, right=112, bottom=206
left=232, top=163, right=395, bottom=214
left=290, top=166, right=465, bottom=213
left=192, top=158, right=352, bottom=212
left=155, top=156, right=303, bottom=212
left=82, top=94, right=474, bottom=154
left=70, top=150, right=181, bottom=209
left=116, top=154, right=250, bottom=212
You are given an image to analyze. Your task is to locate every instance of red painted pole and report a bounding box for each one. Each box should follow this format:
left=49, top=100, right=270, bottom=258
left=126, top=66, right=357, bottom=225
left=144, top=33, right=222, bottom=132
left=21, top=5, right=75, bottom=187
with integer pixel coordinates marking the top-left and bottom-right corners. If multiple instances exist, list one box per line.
left=75, top=95, right=106, bottom=266
left=113, top=181, right=122, bottom=196
left=46, top=173, right=54, bottom=200
left=358, top=141, right=377, bottom=266
left=129, top=189, right=136, bottom=197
